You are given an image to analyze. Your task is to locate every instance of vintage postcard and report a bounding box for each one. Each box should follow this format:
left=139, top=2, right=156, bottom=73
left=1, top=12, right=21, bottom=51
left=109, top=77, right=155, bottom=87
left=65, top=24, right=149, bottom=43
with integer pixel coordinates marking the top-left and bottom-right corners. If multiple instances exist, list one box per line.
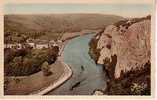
left=1, top=0, right=156, bottom=99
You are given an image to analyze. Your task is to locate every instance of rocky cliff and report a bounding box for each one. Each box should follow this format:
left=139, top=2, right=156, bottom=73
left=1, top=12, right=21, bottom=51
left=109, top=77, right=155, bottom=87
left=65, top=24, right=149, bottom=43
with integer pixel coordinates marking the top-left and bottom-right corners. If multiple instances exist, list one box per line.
left=89, top=15, right=151, bottom=95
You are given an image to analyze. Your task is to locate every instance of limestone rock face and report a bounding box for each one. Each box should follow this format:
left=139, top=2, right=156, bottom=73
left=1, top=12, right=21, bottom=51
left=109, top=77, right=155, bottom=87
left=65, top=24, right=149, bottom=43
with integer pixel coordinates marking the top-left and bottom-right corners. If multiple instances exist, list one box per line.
left=96, top=19, right=151, bottom=79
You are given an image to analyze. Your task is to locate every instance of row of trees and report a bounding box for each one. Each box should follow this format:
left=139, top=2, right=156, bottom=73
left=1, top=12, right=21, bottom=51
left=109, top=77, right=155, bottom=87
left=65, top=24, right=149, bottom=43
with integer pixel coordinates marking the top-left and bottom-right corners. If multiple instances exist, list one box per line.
left=4, top=30, right=46, bottom=44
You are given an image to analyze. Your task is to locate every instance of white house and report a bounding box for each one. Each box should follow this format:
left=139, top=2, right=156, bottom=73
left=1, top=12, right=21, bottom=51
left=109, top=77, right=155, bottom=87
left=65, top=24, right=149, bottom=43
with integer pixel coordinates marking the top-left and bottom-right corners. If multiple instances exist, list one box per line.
left=4, top=43, right=22, bottom=49
left=27, top=42, right=35, bottom=48
left=36, top=43, right=48, bottom=49
left=35, top=40, right=49, bottom=49
left=25, top=38, right=60, bottom=49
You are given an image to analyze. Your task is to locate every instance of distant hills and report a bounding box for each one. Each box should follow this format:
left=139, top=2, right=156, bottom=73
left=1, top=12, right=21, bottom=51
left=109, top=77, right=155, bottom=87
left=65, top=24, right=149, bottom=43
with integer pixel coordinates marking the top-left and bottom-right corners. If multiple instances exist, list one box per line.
left=4, top=14, right=124, bottom=33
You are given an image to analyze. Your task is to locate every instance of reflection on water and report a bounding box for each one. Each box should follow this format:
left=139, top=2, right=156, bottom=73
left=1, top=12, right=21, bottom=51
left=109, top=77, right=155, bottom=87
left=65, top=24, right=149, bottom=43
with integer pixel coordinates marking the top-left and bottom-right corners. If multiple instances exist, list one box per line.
left=47, top=34, right=107, bottom=95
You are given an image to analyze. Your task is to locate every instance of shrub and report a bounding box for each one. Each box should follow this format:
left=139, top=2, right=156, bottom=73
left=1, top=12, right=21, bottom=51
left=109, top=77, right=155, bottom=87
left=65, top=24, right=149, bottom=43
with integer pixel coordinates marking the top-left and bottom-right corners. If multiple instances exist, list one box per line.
left=10, top=56, right=23, bottom=76
left=130, top=83, right=147, bottom=95
left=41, top=61, right=52, bottom=76
left=88, top=36, right=101, bottom=63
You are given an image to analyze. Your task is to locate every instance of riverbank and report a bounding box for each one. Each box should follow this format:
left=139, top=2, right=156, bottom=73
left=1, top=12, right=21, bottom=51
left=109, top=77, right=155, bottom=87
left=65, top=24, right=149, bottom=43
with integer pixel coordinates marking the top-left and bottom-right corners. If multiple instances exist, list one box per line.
left=47, top=33, right=107, bottom=95
left=4, top=60, right=65, bottom=95
left=39, top=33, right=98, bottom=95
left=30, top=61, right=72, bottom=95
left=61, top=29, right=100, bottom=42
left=5, top=30, right=98, bottom=95
left=4, top=40, right=72, bottom=95
left=31, top=40, right=73, bottom=95
left=28, top=38, right=73, bottom=95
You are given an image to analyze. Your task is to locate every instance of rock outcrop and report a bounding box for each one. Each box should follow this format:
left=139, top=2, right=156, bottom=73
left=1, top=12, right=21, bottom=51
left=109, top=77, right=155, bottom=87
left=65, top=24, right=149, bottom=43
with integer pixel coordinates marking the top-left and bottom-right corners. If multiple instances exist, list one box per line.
left=89, top=15, right=151, bottom=95
left=96, top=16, right=151, bottom=79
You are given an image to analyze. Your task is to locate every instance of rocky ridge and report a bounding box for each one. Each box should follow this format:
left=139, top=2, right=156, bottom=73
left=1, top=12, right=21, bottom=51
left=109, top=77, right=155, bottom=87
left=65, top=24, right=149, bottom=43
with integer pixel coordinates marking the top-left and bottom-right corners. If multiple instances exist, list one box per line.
left=89, top=15, right=151, bottom=95
left=96, top=15, right=150, bottom=79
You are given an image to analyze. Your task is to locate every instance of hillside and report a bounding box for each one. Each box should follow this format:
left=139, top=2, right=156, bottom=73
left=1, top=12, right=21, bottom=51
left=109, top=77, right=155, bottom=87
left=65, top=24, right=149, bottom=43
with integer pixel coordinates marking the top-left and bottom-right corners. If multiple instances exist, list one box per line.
left=4, top=14, right=124, bottom=33
left=89, top=15, right=151, bottom=95
left=4, top=14, right=124, bottom=41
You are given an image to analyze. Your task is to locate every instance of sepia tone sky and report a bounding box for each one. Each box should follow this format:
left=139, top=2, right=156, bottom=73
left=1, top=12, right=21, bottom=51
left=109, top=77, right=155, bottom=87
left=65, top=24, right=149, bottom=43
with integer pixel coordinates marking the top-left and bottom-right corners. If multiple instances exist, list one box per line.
left=4, top=0, right=152, bottom=4
left=4, top=0, right=152, bottom=18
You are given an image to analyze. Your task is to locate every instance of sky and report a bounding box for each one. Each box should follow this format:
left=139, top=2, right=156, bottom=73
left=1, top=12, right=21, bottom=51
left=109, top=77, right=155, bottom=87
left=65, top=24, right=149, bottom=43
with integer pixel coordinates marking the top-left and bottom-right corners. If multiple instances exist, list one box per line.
left=4, top=0, right=152, bottom=4
left=4, top=0, right=152, bottom=18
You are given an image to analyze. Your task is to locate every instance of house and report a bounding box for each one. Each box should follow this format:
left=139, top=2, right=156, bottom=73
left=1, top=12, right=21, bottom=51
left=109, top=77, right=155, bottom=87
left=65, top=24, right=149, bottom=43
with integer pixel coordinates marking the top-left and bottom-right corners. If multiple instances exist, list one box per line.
left=4, top=44, right=12, bottom=48
left=57, top=40, right=62, bottom=43
left=48, top=40, right=56, bottom=47
left=26, top=38, right=36, bottom=48
left=4, top=43, right=22, bottom=49
left=35, top=40, right=49, bottom=49
left=48, top=40, right=60, bottom=47
left=27, top=42, right=35, bottom=48
left=36, top=43, right=48, bottom=49
left=26, top=38, right=60, bottom=49
left=26, top=38, right=34, bottom=43
left=57, top=40, right=62, bottom=47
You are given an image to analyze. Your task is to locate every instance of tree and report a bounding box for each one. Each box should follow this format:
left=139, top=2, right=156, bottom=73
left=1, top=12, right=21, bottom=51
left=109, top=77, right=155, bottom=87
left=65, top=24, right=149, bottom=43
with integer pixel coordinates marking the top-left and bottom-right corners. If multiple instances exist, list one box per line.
left=10, top=56, right=23, bottom=76
left=41, top=61, right=52, bottom=76
left=22, top=58, right=33, bottom=75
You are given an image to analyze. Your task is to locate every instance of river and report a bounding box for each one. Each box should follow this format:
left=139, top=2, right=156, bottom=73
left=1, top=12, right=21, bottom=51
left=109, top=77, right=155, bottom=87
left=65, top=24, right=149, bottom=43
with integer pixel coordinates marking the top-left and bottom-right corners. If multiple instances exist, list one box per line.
left=47, top=34, right=107, bottom=95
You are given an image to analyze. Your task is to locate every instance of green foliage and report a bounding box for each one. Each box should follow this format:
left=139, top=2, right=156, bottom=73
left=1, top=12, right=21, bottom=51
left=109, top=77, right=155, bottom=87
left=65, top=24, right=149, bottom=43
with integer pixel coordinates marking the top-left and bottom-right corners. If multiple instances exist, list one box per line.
left=130, top=83, right=147, bottom=95
left=4, top=32, right=28, bottom=44
left=10, top=56, right=23, bottom=76
left=88, top=36, right=101, bottom=63
left=104, top=63, right=151, bottom=95
left=13, top=78, right=21, bottom=84
left=4, top=47, right=59, bottom=76
left=41, top=61, right=52, bottom=76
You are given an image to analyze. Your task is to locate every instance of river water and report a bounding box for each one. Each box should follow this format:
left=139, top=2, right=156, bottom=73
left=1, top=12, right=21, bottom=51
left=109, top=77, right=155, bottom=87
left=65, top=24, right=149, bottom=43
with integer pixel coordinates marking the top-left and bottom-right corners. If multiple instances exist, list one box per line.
left=47, top=34, right=107, bottom=95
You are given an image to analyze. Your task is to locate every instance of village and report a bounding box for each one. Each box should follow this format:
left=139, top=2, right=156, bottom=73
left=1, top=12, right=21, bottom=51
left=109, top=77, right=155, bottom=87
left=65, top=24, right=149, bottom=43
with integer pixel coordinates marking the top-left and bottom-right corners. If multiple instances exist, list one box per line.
left=4, top=38, right=63, bottom=50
